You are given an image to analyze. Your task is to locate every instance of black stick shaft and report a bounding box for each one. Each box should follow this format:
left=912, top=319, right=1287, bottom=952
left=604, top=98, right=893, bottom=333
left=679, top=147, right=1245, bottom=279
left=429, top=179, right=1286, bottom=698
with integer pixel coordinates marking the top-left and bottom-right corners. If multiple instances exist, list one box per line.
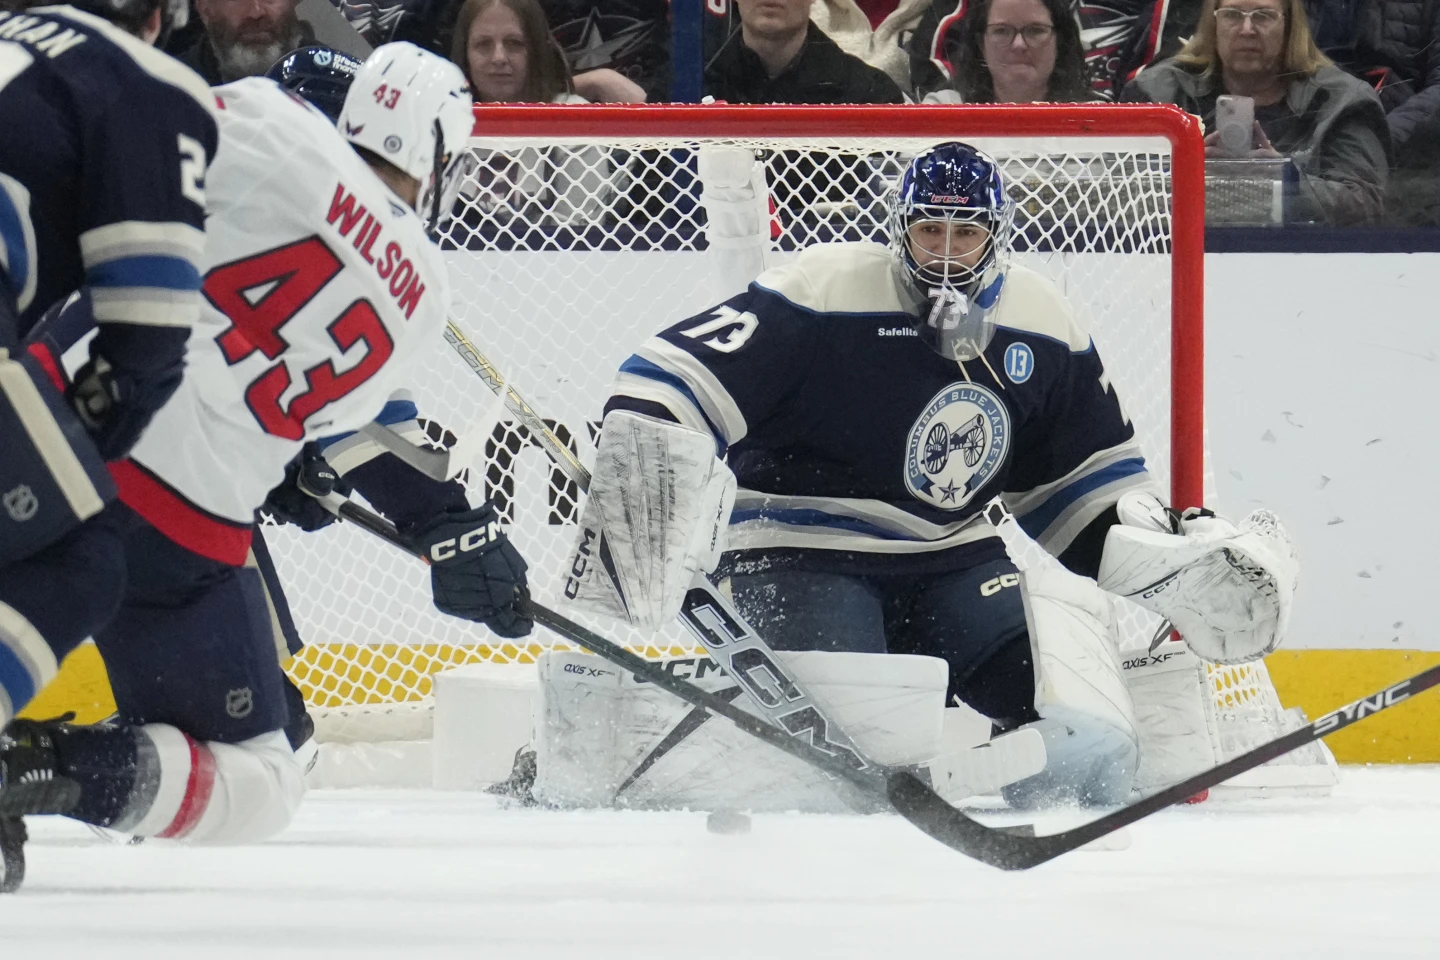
left=327, top=497, right=888, bottom=793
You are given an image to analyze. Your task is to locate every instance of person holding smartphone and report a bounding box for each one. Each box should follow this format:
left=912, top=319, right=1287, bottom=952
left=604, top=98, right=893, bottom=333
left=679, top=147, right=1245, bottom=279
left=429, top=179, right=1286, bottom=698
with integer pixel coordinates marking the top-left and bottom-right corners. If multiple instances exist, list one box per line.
left=1120, top=0, right=1391, bottom=224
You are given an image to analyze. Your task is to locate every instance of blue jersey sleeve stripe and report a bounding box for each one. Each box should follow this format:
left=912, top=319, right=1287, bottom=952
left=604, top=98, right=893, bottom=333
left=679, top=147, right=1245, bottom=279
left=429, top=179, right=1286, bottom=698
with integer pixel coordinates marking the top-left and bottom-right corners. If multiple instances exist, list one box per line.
left=1016, top=457, right=1149, bottom=539
left=86, top=254, right=201, bottom=292
left=0, top=641, right=36, bottom=717
left=0, top=182, right=30, bottom=302
left=618, top=354, right=726, bottom=445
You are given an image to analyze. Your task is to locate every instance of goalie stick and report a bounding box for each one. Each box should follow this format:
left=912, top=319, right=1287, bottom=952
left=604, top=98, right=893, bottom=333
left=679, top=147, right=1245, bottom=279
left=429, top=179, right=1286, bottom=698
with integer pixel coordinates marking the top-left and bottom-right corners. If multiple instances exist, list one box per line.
left=310, top=491, right=1440, bottom=869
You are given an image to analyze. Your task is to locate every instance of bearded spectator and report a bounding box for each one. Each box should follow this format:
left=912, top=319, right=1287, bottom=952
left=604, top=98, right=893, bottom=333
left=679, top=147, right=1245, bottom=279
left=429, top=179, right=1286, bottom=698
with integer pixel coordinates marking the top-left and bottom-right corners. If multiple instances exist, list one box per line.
left=176, top=0, right=315, bottom=83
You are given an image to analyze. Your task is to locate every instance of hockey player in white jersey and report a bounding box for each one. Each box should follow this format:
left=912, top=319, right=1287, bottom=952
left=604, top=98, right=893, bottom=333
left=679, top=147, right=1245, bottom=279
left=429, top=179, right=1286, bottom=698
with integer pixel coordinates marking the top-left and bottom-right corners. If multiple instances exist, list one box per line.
left=0, top=44, right=531, bottom=882
left=552, top=142, right=1298, bottom=811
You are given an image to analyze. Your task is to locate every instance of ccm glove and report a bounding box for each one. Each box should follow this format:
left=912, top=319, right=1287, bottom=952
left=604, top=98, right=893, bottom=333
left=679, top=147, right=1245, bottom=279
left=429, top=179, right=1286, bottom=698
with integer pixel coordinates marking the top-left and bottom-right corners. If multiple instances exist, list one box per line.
left=259, top=443, right=347, bottom=532
left=409, top=504, right=532, bottom=638
left=69, top=353, right=183, bottom=460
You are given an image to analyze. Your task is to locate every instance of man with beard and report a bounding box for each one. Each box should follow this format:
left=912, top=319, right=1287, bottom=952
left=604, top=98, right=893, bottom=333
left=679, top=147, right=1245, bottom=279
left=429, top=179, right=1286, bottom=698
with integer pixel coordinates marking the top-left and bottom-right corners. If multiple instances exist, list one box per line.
left=175, top=0, right=317, bottom=83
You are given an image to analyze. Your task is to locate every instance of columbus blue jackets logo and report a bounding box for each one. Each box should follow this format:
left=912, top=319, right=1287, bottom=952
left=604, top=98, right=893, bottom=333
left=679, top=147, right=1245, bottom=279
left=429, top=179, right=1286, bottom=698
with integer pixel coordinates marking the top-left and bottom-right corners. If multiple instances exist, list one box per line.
left=904, top=383, right=1010, bottom=509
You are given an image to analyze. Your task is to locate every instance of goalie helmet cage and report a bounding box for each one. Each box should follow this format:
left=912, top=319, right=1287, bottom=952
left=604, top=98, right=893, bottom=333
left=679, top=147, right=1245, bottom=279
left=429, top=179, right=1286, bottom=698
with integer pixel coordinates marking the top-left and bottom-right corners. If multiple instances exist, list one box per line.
left=262, top=104, right=1331, bottom=793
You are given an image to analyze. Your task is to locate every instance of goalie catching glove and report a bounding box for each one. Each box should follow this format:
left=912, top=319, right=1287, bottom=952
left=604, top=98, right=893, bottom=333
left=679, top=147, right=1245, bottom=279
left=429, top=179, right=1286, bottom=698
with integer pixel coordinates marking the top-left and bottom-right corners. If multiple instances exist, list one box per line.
left=409, top=504, right=532, bottom=638
left=561, top=411, right=736, bottom=633
left=1098, top=492, right=1299, bottom=664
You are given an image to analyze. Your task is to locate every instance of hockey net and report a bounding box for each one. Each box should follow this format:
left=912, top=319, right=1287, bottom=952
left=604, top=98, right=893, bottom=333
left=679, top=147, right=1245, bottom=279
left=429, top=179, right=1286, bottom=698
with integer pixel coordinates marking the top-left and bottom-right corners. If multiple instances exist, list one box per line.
left=261, top=105, right=1329, bottom=791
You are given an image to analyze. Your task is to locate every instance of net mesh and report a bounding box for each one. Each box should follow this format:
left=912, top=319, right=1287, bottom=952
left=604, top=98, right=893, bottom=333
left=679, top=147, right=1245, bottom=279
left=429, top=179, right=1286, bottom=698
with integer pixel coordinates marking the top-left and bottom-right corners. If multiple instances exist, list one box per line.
left=261, top=128, right=1251, bottom=748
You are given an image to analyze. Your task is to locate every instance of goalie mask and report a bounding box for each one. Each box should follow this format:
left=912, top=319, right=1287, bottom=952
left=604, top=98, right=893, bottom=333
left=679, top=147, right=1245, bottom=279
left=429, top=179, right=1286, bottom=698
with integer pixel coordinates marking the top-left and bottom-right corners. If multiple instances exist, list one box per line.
left=338, top=43, right=477, bottom=238
left=888, top=142, right=1015, bottom=362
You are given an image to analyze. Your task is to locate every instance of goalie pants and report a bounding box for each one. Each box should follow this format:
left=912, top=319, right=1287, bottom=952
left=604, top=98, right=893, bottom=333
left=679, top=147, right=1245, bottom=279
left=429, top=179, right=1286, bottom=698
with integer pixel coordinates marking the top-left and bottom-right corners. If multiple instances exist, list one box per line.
left=726, top=556, right=1041, bottom=727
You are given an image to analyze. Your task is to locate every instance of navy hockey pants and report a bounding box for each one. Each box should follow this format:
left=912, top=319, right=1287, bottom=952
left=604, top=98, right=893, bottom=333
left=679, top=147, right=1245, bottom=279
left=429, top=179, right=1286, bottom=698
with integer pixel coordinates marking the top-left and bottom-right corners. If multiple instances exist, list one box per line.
left=727, top=559, right=1040, bottom=727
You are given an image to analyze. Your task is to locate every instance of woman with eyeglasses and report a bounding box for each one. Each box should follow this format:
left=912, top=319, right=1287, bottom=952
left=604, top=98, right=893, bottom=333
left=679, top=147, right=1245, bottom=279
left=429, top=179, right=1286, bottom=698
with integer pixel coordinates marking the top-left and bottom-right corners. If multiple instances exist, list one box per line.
left=924, top=0, right=1097, bottom=103
left=1121, top=0, right=1391, bottom=224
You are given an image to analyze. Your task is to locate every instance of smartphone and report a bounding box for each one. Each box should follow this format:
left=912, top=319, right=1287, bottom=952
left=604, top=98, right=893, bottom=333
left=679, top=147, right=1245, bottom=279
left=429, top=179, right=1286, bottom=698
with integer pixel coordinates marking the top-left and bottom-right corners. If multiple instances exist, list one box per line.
left=1215, top=95, right=1256, bottom=157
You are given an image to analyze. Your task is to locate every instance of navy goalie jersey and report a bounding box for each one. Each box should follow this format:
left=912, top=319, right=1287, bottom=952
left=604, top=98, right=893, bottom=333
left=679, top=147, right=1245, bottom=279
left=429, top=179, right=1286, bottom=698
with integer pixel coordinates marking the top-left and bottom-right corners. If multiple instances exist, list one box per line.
left=605, top=242, right=1163, bottom=572
left=0, top=6, right=215, bottom=346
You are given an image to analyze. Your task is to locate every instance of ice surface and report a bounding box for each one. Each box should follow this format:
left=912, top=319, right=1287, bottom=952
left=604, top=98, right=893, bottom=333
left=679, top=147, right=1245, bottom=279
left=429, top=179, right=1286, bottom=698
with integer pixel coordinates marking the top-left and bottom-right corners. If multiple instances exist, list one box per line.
left=2, top=768, right=1436, bottom=960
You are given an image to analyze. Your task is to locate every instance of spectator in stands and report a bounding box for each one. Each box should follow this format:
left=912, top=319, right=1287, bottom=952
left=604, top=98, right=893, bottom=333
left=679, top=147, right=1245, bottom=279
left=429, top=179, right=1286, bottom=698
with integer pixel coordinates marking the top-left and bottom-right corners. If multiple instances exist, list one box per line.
left=1121, top=0, right=1391, bottom=224
left=807, top=0, right=930, bottom=94
left=908, top=0, right=1192, bottom=100
left=705, top=0, right=906, bottom=103
left=923, top=0, right=1096, bottom=102
left=451, top=0, right=581, bottom=101
left=178, top=0, right=315, bottom=83
left=1304, top=0, right=1440, bottom=154
left=402, top=0, right=647, bottom=99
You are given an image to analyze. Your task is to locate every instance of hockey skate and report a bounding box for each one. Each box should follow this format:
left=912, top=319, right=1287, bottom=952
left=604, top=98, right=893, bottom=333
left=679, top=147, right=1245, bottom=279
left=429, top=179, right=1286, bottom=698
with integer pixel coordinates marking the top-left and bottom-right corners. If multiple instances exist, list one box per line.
left=0, top=716, right=83, bottom=894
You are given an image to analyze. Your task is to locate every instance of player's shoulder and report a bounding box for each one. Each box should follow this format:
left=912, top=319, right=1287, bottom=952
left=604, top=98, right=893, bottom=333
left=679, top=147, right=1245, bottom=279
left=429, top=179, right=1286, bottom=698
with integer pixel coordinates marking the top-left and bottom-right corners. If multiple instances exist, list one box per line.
left=750, top=242, right=908, bottom=317
left=993, top=262, right=1090, bottom=352
left=14, top=6, right=214, bottom=115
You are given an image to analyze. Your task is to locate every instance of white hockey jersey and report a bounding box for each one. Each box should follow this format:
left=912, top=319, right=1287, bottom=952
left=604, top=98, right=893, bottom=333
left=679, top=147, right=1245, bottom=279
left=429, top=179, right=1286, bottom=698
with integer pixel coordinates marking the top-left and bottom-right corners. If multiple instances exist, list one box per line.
left=121, top=79, right=452, bottom=563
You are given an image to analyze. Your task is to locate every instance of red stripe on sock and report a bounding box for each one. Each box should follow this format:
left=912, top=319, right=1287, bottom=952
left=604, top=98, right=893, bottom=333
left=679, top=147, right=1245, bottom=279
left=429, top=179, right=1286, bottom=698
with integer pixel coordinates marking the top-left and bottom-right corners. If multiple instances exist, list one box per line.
left=155, top=736, right=218, bottom=840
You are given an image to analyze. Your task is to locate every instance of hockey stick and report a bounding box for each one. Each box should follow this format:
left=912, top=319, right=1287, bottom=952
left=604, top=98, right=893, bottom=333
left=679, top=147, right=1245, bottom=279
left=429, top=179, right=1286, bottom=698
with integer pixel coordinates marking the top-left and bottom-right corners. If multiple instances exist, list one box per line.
left=437, top=319, right=874, bottom=771
left=889, top=661, right=1440, bottom=869
left=314, top=491, right=1434, bottom=869
left=309, top=492, right=884, bottom=807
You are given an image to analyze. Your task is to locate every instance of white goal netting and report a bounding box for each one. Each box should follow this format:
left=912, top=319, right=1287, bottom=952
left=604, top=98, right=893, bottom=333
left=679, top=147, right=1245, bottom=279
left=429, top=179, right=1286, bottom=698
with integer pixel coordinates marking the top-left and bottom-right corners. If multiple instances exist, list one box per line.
left=259, top=109, right=1322, bottom=789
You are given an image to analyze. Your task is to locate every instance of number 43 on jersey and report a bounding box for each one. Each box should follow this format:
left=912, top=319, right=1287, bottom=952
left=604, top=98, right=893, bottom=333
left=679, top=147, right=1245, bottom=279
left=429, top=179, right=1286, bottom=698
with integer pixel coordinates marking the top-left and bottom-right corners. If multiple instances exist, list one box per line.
left=204, top=235, right=395, bottom=440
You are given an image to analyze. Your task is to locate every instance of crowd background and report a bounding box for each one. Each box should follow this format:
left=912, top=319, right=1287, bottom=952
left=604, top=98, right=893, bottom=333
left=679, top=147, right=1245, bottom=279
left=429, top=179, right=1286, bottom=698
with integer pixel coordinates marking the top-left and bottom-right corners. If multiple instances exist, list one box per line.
left=21, top=0, right=1439, bottom=226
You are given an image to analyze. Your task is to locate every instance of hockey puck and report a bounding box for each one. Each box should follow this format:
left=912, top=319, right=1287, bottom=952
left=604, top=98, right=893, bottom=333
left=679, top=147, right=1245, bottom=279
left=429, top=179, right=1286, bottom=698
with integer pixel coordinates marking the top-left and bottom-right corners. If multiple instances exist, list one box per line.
left=706, top=811, right=752, bottom=835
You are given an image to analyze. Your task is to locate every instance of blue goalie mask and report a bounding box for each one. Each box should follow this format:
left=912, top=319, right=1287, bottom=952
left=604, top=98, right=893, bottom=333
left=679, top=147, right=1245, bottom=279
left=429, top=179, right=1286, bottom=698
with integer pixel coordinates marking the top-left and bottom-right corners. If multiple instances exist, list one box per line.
left=267, top=46, right=363, bottom=123
left=887, top=142, right=1015, bottom=362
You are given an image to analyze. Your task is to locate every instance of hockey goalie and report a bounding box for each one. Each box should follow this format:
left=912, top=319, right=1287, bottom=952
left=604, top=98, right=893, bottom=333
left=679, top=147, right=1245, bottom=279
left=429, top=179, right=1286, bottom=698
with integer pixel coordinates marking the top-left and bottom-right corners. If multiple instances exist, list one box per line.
left=531, top=141, right=1299, bottom=814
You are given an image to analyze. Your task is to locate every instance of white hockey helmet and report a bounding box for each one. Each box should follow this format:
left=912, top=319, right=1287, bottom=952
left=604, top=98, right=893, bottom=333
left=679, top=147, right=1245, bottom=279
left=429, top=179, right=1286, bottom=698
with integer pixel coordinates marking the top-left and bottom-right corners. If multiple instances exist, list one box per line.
left=338, top=42, right=475, bottom=236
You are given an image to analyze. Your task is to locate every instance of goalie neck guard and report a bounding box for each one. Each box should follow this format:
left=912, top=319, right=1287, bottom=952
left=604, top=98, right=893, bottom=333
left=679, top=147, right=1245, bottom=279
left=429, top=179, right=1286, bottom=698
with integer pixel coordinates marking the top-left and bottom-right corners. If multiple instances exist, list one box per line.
left=887, top=142, right=1015, bottom=362
left=338, top=42, right=476, bottom=237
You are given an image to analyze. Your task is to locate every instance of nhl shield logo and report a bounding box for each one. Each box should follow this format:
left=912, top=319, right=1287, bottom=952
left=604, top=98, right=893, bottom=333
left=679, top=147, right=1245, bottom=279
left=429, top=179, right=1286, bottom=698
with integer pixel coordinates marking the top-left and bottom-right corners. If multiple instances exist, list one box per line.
left=3, top=485, right=38, bottom=523
left=904, top=383, right=1010, bottom=509
left=226, top=688, right=254, bottom=719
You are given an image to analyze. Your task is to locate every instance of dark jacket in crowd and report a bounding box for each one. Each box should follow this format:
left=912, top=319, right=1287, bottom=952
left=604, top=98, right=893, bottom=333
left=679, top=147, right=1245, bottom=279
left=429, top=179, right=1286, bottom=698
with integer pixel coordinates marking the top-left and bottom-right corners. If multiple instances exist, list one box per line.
left=1122, top=59, right=1392, bottom=224
left=705, top=21, right=905, bottom=104
left=1304, top=0, right=1440, bottom=149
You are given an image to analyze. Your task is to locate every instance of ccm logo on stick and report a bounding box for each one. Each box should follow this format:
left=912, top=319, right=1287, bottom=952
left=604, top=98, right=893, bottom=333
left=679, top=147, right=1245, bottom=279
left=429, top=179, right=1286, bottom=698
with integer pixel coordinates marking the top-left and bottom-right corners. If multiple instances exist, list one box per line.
left=429, top=520, right=503, bottom=562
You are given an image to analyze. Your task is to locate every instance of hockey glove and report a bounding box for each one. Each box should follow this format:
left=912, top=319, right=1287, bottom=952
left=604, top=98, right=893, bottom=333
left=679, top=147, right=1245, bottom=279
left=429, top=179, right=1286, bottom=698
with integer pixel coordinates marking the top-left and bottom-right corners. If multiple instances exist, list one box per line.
left=259, top=443, right=347, bottom=532
left=69, top=353, right=184, bottom=460
left=409, top=504, right=532, bottom=638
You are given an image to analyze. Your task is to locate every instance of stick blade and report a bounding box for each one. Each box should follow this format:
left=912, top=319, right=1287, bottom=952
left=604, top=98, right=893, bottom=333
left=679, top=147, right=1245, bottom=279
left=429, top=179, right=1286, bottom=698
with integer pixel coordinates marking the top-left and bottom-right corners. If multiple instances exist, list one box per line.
left=885, top=771, right=1062, bottom=871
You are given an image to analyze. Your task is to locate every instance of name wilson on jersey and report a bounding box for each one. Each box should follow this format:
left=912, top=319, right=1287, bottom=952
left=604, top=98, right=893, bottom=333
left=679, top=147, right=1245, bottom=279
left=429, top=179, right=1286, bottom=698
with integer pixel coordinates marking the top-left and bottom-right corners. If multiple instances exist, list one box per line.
left=325, top=183, right=427, bottom=318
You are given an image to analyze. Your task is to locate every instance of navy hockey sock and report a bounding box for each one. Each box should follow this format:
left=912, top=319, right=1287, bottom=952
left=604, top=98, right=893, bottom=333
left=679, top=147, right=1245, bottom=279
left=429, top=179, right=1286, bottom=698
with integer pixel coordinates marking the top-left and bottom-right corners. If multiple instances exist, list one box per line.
left=47, top=722, right=140, bottom=828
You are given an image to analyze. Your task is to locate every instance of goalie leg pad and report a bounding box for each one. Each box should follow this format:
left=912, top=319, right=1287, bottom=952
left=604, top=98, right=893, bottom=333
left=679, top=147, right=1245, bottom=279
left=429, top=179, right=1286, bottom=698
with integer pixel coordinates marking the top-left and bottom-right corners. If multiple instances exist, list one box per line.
left=1003, top=555, right=1140, bottom=809
left=533, top=648, right=947, bottom=813
left=562, top=411, right=735, bottom=633
left=1122, top=639, right=1219, bottom=792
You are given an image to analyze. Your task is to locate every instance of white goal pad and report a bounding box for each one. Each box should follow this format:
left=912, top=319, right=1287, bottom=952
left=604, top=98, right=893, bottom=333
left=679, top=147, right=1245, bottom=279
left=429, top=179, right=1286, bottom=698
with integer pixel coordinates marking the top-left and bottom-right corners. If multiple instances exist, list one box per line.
left=533, top=649, right=947, bottom=813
